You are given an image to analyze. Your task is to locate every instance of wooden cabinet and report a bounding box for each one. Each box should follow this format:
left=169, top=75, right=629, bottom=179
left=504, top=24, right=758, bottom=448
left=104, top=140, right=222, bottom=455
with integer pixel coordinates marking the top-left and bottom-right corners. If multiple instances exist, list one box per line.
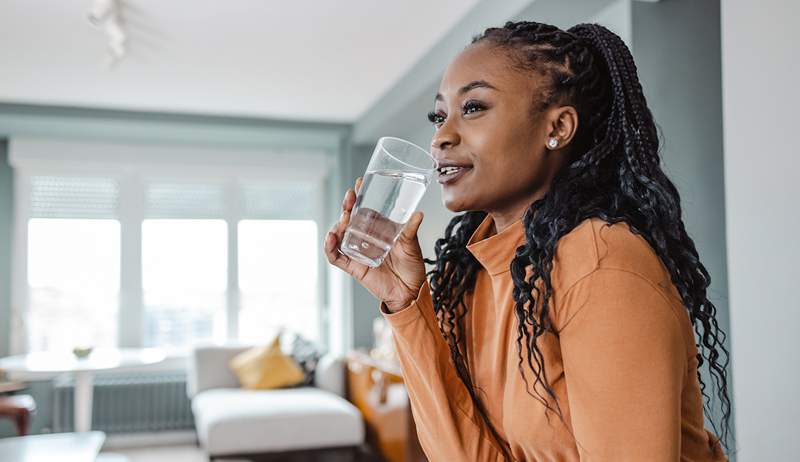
left=346, top=349, right=426, bottom=462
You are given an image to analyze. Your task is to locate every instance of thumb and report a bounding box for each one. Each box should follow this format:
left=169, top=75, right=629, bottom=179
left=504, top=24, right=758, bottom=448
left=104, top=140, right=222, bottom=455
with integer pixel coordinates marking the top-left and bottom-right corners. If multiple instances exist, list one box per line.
left=400, top=211, right=424, bottom=241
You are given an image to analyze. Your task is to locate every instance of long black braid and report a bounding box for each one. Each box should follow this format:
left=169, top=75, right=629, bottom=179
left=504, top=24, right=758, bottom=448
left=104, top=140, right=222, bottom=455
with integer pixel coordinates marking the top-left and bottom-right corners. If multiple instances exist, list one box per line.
left=423, top=21, right=732, bottom=456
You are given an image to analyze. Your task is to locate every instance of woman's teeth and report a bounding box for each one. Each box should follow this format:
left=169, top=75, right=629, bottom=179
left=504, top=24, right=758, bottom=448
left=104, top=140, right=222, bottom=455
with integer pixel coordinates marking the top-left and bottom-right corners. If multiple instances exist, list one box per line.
left=436, top=165, right=471, bottom=184
left=438, top=166, right=462, bottom=175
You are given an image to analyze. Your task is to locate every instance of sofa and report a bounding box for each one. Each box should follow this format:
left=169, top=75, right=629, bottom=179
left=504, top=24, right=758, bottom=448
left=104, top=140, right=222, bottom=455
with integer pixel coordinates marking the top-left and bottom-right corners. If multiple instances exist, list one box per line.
left=187, top=344, right=366, bottom=461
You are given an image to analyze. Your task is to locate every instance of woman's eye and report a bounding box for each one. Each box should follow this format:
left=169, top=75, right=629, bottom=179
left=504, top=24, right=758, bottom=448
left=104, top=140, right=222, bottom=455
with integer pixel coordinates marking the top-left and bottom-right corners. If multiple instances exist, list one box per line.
left=462, top=100, right=485, bottom=115
left=426, top=101, right=486, bottom=127
left=427, top=111, right=445, bottom=126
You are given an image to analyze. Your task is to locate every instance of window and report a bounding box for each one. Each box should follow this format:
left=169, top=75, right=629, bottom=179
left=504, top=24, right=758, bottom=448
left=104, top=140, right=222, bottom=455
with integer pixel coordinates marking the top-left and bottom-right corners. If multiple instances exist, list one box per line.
left=142, top=219, right=227, bottom=349
left=27, top=218, right=120, bottom=351
left=24, top=175, right=121, bottom=352
left=10, top=139, right=330, bottom=355
left=238, top=220, right=318, bottom=343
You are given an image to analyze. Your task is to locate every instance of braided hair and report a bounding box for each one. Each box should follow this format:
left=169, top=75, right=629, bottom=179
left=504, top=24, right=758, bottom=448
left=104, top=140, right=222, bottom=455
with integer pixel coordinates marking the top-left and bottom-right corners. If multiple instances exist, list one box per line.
left=424, top=21, right=732, bottom=455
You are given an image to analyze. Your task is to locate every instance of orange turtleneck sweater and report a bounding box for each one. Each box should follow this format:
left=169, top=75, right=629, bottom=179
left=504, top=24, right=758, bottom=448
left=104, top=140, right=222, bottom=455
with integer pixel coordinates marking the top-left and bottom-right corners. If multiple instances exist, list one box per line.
left=378, top=215, right=727, bottom=461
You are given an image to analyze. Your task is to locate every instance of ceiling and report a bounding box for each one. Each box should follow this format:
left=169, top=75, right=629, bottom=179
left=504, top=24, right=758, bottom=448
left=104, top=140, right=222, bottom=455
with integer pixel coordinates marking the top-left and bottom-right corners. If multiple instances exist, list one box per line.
left=0, top=0, right=479, bottom=123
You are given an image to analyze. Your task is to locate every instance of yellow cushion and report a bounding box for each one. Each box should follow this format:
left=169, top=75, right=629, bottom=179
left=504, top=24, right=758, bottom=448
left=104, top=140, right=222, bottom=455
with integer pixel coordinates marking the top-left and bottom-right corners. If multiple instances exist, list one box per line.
left=228, top=334, right=306, bottom=390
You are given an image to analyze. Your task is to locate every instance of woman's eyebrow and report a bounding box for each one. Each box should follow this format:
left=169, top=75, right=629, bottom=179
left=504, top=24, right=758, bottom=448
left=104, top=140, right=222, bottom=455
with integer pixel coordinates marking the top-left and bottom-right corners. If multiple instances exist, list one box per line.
left=435, top=80, right=499, bottom=102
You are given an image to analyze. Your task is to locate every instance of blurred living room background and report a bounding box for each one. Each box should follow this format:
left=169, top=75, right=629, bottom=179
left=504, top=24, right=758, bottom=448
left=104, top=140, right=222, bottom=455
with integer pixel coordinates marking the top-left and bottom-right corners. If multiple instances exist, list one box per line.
left=0, top=1, right=797, bottom=461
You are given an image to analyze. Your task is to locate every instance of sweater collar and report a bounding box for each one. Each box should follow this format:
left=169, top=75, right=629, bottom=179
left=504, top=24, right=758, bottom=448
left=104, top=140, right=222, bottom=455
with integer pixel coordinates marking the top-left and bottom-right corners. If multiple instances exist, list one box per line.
left=466, top=214, right=526, bottom=276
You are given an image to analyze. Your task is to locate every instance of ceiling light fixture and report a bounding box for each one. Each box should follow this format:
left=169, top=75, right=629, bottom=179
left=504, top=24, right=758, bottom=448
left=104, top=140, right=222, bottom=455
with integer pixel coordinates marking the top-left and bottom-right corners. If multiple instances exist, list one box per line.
left=88, top=0, right=127, bottom=65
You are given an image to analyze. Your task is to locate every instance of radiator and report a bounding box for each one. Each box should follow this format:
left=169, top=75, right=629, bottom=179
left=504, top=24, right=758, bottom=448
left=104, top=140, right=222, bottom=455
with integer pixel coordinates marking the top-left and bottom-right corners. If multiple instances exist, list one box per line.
left=53, top=372, right=195, bottom=434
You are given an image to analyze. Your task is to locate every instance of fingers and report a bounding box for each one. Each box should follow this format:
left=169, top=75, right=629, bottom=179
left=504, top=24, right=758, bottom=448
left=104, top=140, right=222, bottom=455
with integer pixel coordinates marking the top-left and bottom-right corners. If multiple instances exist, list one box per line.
left=337, top=176, right=362, bottom=235
left=323, top=177, right=364, bottom=275
left=324, top=230, right=349, bottom=267
left=344, top=187, right=357, bottom=211
left=324, top=208, right=354, bottom=270
left=337, top=190, right=355, bottom=236
left=324, top=226, right=367, bottom=280
left=324, top=230, right=351, bottom=274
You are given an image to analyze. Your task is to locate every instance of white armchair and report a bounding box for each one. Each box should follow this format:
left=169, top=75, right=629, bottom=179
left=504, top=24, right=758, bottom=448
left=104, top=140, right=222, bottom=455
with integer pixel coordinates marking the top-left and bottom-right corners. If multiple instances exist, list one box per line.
left=187, top=344, right=365, bottom=461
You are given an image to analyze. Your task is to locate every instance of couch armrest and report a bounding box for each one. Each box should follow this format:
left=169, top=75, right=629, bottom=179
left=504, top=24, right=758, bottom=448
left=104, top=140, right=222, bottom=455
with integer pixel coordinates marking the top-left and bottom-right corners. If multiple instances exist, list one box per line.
left=187, top=344, right=250, bottom=399
left=313, top=353, right=346, bottom=398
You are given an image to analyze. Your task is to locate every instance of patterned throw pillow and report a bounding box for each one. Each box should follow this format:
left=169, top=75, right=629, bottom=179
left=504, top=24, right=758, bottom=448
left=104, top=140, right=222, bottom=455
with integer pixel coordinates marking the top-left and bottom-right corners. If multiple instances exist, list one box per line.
left=285, top=331, right=327, bottom=387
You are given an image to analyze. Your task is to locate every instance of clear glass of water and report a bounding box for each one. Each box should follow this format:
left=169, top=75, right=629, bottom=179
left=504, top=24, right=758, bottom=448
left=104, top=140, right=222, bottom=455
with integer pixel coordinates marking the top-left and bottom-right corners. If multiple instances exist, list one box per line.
left=339, top=136, right=435, bottom=267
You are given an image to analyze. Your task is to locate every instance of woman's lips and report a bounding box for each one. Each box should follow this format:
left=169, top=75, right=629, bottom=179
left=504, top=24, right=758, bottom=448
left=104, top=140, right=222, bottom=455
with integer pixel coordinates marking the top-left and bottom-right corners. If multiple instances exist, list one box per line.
left=437, top=166, right=473, bottom=185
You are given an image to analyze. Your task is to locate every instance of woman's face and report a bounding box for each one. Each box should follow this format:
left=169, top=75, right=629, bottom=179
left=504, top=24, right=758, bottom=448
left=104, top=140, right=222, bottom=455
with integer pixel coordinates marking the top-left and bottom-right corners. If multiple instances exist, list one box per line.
left=430, top=41, right=574, bottom=217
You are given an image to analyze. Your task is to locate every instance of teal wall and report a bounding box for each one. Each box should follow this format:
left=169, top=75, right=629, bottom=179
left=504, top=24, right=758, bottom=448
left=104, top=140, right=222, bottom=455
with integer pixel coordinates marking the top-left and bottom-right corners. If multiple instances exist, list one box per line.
left=0, top=138, right=48, bottom=438
left=0, top=139, right=10, bottom=359
left=632, top=0, right=734, bottom=451
left=0, top=103, right=348, bottom=150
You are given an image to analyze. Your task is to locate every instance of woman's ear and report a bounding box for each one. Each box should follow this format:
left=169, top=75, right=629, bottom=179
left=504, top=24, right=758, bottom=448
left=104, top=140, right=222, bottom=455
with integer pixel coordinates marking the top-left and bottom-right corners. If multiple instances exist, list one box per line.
left=545, top=105, right=579, bottom=150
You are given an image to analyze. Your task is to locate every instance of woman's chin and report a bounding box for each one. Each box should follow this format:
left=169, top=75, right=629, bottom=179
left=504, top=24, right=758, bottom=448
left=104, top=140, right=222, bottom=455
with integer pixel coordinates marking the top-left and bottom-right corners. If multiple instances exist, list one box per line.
left=442, top=195, right=473, bottom=213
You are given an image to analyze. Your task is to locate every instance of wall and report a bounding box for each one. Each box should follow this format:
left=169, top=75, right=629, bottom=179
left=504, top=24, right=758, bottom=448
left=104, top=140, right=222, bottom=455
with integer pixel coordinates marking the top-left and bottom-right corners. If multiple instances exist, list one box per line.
left=631, top=0, right=734, bottom=451
left=722, top=0, right=800, bottom=459
left=0, top=146, right=51, bottom=437
left=0, top=140, right=10, bottom=359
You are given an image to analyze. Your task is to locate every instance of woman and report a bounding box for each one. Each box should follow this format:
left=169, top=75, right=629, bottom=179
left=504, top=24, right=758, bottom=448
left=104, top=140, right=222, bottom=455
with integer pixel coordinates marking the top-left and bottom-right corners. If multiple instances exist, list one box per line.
left=324, top=21, right=731, bottom=461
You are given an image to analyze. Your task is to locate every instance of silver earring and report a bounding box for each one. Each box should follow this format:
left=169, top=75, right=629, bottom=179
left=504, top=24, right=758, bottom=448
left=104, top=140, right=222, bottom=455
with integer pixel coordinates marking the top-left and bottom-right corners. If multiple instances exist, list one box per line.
left=547, top=137, right=559, bottom=149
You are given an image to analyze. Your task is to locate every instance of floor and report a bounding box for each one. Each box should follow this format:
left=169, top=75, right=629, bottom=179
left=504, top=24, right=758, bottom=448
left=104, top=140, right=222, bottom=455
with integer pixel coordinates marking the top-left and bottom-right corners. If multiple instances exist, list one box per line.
left=100, top=444, right=247, bottom=462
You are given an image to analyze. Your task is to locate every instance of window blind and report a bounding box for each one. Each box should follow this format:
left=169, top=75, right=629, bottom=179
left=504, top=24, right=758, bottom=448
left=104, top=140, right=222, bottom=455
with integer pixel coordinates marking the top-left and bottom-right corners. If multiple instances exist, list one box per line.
left=145, top=181, right=226, bottom=219
left=30, top=175, right=119, bottom=219
left=241, top=181, right=317, bottom=220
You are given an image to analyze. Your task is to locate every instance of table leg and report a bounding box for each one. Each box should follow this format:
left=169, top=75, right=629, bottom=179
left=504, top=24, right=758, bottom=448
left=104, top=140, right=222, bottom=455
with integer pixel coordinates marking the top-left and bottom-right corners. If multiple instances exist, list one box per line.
left=74, top=371, right=94, bottom=432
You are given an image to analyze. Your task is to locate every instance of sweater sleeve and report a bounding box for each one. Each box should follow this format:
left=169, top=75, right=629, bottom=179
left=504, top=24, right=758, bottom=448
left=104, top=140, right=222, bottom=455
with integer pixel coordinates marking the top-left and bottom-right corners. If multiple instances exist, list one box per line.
left=379, top=280, right=513, bottom=461
left=556, top=269, right=688, bottom=461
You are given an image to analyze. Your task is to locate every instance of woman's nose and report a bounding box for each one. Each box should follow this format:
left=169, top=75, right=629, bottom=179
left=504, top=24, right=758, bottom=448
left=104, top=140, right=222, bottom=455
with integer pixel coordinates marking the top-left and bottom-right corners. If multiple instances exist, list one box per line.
left=431, top=124, right=460, bottom=151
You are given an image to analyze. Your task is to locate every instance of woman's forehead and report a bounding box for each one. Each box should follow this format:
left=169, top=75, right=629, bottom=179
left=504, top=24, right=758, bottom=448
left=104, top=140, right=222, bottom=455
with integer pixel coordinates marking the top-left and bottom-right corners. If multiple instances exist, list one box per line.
left=437, top=43, right=545, bottom=101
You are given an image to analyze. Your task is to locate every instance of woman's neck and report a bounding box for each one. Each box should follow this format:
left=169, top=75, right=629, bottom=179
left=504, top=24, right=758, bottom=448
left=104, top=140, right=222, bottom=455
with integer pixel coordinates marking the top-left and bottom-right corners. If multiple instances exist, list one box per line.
left=488, top=183, right=552, bottom=233
left=487, top=198, right=537, bottom=234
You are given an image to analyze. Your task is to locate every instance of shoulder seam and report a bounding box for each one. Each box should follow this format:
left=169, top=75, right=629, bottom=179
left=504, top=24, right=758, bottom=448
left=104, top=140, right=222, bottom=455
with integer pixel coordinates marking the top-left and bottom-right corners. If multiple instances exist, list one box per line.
left=588, top=218, right=602, bottom=266
left=551, top=218, right=602, bottom=290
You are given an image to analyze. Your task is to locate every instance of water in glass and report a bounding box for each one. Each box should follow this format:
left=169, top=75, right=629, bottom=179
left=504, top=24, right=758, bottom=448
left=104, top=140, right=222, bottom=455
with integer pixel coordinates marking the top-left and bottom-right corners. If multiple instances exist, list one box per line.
left=340, top=169, right=428, bottom=267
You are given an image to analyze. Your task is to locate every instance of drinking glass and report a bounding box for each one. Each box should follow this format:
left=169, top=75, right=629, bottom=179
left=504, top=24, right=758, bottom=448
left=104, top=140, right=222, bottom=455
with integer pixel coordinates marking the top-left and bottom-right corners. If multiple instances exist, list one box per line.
left=339, top=136, right=435, bottom=267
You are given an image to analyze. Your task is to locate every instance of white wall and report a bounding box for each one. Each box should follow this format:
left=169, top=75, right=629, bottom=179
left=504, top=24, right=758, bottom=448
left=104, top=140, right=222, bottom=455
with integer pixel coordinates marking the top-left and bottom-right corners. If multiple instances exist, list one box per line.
left=722, top=0, right=800, bottom=459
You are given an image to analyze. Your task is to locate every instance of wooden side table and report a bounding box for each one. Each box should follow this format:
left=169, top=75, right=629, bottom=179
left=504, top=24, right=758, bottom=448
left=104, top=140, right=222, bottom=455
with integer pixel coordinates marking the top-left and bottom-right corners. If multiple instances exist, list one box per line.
left=346, top=349, right=426, bottom=462
left=0, top=394, right=36, bottom=436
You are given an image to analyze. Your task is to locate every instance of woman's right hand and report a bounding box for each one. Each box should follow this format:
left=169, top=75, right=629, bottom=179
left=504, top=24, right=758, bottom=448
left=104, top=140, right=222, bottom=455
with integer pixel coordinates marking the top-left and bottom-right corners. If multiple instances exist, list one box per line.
left=323, top=176, right=427, bottom=313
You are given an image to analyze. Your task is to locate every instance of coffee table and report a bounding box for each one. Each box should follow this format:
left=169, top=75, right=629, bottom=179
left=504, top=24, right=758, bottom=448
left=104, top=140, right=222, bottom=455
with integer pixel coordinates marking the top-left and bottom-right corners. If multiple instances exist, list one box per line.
left=0, top=431, right=105, bottom=462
